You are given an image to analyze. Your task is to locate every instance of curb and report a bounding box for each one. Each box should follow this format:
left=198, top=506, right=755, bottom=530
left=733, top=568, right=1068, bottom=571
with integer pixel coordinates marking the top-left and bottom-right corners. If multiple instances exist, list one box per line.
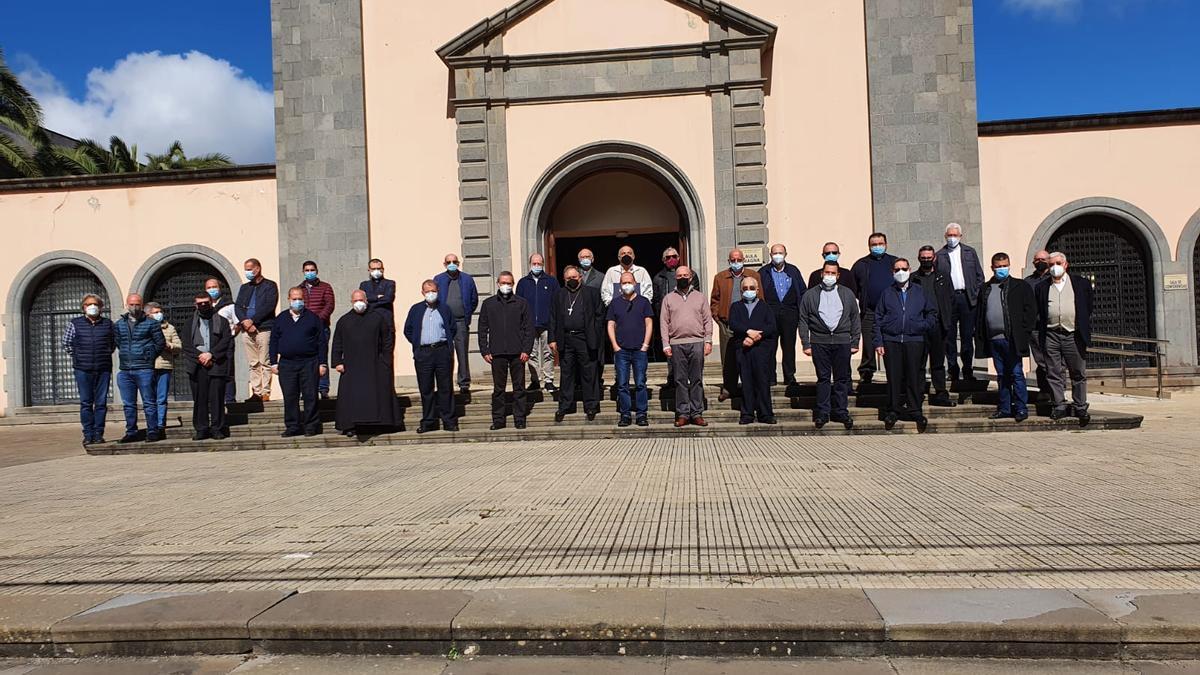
left=2, top=588, right=1196, bottom=659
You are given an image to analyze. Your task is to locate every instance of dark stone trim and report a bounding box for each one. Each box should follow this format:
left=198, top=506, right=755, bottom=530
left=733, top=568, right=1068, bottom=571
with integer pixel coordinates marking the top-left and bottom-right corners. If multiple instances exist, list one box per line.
left=0, top=165, right=275, bottom=193
left=446, top=37, right=769, bottom=68
left=979, top=108, right=1200, bottom=137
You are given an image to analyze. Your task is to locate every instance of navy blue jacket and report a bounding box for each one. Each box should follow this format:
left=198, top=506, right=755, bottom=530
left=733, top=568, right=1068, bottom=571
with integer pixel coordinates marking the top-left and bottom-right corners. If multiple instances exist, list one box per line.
left=757, top=262, right=806, bottom=315
left=359, top=277, right=396, bottom=317
left=235, top=278, right=280, bottom=331
left=66, top=316, right=115, bottom=371
left=434, top=271, right=479, bottom=326
left=936, top=243, right=986, bottom=306
left=112, top=314, right=166, bottom=371
left=873, top=283, right=938, bottom=348
left=1035, top=273, right=1094, bottom=351
left=851, top=253, right=899, bottom=311
left=267, top=309, right=328, bottom=366
left=728, top=299, right=779, bottom=350
left=516, top=272, right=560, bottom=330
left=402, top=301, right=458, bottom=356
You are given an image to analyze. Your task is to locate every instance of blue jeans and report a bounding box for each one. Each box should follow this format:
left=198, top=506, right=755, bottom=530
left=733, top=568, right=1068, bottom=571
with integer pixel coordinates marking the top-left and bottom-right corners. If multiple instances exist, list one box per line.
left=74, top=369, right=111, bottom=439
left=991, top=337, right=1028, bottom=416
left=117, top=369, right=159, bottom=435
left=614, top=348, right=648, bottom=418
left=152, top=369, right=172, bottom=429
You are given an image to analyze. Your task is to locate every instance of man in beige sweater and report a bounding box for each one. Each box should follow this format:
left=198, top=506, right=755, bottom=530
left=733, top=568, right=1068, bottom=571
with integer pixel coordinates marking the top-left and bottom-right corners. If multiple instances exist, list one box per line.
left=661, top=265, right=713, bottom=427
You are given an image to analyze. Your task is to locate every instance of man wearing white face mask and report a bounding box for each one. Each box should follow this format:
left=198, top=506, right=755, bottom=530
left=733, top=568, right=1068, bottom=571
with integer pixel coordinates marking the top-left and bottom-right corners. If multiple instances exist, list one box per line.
left=332, top=289, right=399, bottom=437
left=403, top=280, right=459, bottom=433
left=479, top=271, right=535, bottom=430
left=62, top=294, right=116, bottom=445
left=607, top=271, right=655, bottom=427
left=1034, top=252, right=1094, bottom=424
left=145, top=301, right=182, bottom=438
left=873, top=258, right=938, bottom=431
left=936, top=223, right=985, bottom=382
left=360, top=258, right=396, bottom=322
left=799, top=262, right=861, bottom=429
left=758, top=243, right=806, bottom=387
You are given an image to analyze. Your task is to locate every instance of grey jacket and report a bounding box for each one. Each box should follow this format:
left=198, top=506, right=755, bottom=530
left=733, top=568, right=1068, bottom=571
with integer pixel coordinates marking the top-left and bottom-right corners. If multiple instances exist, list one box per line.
left=798, top=284, right=862, bottom=348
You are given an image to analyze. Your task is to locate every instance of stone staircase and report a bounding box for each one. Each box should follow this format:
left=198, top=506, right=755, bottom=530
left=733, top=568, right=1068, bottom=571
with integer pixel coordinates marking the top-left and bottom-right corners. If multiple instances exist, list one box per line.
left=56, top=363, right=1142, bottom=455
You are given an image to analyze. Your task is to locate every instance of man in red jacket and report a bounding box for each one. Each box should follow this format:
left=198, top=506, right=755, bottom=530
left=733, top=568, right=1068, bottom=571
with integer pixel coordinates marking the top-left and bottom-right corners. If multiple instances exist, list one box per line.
left=300, top=260, right=336, bottom=398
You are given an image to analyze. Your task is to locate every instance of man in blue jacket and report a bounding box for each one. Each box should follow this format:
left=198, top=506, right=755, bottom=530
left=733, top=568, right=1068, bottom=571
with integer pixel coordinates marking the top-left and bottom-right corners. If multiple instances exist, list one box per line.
left=729, top=276, right=779, bottom=425
left=516, top=253, right=560, bottom=393
left=62, top=293, right=115, bottom=444
left=112, top=293, right=166, bottom=443
left=434, top=253, right=479, bottom=395
left=873, top=258, right=938, bottom=431
left=268, top=287, right=328, bottom=437
left=758, top=243, right=806, bottom=387
left=850, top=232, right=898, bottom=388
left=936, top=223, right=986, bottom=381
left=403, top=280, right=460, bottom=433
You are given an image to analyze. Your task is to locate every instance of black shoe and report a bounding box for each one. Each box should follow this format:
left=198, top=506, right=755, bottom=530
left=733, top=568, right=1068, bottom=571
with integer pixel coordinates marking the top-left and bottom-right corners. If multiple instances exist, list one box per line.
left=618, top=417, right=632, bottom=428
left=1077, top=411, right=1091, bottom=426
left=544, top=382, right=558, bottom=393
left=192, top=430, right=211, bottom=441
left=554, top=412, right=566, bottom=423
left=417, top=425, right=436, bottom=434
left=929, top=393, right=956, bottom=407
left=988, top=411, right=1011, bottom=420
left=636, top=417, right=649, bottom=427
left=1014, top=411, right=1029, bottom=423
left=526, top=382, right=542, bottom=392
left=146, top=430, right=163, bottom=443
left=117, top=434, right=139, bottom=444
left=244, top=394, right=262, bottom=403
left=833, top=416, right=854, bottom=430
left=319, top=392, right=329, bottom=400
left=515, top=420, right=527, bottom=430
left=489, top=422, right=506, bottom=431
left=280, top=430, right=303, bottom=438
left=962, top=372, right=978, bottom=382
left=883, top=414, right=898, bottom=430
left=460, top=386, right=470, bottom=395
left=915, top=415, right=929, bottom=433
left=813, top=416, right=828, bottom=429
left=211, top=430, right=228, bottom=440
left=739, top=417, right=754, bottom=425
left=304, top=428, right=322, bottom=437
left=444, top=424, right=460, bottom=432
left=1049, top=408, right=1069, bottom=420
left=342, top=429, right=356, bottom=437
left=586, top=412, right=597, bottom=421
left=93, top=436, right=106, bottom=445
left=759, top=417, right=778, bottom=425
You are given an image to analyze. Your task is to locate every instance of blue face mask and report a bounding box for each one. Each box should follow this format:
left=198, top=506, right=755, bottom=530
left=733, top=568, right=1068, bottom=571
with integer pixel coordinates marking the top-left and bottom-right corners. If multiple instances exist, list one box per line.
left=994, top=267, right=1010, bottom=280
left=870, top=245, right=886, bottom=257
left=446, top=263, right=459, bottom=273
left=304, top=271, right=318, bottom=282
left=244, top=270, right=256, bottom=281
left=290, top=299, right=305, bottom=312
left=729, top=262, right=744, bottom=273
left=530, top=266, right=543, bottom=275
left=206, top=288, right=220, bottom=299
left=824, top=253, right=840, bottom=263
left=742, top=289, right=757, bottom=301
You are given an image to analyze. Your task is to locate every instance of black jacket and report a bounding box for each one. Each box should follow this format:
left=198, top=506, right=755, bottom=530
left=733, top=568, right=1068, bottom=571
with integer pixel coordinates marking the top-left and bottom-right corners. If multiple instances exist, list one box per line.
left=935, top=243, right=986, bottom=306
left=1035, top=273, right=1094, bottom=351
left=651, top=268, right=698, bottom=314
left=550, top=285, right=605, bottom=352
left=478, top=293, right=534, bottom=357
left=975, top=276, right=1037, bottom=356
left=235, top=278, right=279, bottom=331
left=728, top=299, right=779, bottom=348
left=912, top=269, right=954, bottom=333
left=181, top=312, right=235, bottom=377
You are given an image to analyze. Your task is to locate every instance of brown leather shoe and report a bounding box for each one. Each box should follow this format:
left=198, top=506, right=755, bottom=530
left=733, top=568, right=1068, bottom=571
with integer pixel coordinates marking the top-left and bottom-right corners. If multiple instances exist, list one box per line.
left=674, top=416, right=689, bottom=428
left=692, top=416, right=708, bottom=427
left=261, top=394, right=271, bottom=402
left=717, top=390, right=730, bottom=402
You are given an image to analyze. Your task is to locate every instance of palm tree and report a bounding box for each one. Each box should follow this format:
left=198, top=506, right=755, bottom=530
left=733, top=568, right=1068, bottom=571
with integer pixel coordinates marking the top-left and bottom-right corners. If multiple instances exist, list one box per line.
left=53, top=136, right=142, bottom=174
left=0, top=48, right=55, bottom=178
left=143, top=140, right=232, bottom=171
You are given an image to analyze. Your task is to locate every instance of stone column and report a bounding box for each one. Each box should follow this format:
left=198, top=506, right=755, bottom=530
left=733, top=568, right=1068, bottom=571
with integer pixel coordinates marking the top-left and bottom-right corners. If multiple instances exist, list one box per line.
left=864, top=0, right=982, bottom=257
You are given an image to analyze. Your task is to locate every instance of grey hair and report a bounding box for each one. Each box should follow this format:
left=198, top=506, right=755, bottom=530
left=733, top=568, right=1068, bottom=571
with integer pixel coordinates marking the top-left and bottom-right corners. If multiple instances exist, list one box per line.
left=1048, top=251, right=1068, bottom=264
left=944, top=222, right=963, bottom=236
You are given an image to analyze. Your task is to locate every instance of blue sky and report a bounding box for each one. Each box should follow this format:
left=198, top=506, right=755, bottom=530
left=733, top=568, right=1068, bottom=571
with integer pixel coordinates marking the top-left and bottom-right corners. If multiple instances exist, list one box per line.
left=1, top=0, right=1197, bottom=160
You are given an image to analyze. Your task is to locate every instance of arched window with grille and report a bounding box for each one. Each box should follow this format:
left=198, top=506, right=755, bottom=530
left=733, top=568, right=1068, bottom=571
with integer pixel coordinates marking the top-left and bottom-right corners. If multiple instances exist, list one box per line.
left=25, top=267, right=111, bottom=405
left=145, top=259, right=229, bottom=401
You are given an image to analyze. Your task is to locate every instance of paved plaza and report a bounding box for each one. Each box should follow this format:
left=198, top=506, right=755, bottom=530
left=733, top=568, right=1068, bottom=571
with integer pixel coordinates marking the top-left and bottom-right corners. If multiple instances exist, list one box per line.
left=0, top=394, right=1196, bottom=595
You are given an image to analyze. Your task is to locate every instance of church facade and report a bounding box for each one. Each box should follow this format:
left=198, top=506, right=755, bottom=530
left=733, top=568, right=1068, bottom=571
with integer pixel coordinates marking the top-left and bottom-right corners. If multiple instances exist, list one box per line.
left=1, top=0, right=1198, bottom=413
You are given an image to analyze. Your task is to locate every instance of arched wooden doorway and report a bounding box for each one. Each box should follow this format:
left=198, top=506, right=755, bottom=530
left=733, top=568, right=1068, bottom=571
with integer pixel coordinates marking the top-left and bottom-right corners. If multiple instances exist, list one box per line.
left=25, top=267, right=111, bottom=405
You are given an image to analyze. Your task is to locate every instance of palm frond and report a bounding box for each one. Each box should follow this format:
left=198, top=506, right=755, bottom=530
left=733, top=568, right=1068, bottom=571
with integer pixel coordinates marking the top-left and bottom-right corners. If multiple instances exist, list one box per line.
left=0, top=131, right=42, bottom=177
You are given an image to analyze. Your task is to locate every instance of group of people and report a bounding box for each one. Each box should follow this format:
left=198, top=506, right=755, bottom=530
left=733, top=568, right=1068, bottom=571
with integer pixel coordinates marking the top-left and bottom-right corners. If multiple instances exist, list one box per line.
left=64, top=221, right=1094, bottom=442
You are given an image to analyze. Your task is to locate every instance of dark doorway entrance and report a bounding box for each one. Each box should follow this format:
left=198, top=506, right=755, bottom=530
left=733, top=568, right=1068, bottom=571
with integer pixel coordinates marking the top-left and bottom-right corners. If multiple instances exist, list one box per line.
left=552, top=232, right=684, bottom=283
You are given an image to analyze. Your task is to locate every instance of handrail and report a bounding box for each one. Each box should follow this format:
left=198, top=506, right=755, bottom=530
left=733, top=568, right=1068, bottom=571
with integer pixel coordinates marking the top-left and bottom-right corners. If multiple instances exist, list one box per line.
left=1086, top=334, right=1168, bottom=399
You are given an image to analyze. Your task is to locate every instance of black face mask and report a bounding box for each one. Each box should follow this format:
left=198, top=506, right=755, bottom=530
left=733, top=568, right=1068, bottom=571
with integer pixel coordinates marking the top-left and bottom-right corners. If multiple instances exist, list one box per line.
left=566, top=279, right=581, bottom=291
left=1034, top=261, right=1049, bottom=274
left=197, top=305, right=214, bottom=318
left=620, top=255, right=634, bottom=267
left=676, top=278, right=691, bottom=291
left=919, top=259, right=934, bottom=271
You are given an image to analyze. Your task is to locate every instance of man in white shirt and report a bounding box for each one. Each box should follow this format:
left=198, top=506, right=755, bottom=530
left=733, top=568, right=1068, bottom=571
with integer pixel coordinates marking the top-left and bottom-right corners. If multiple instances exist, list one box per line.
left=600, top=245, right=654, bottom=306
left=935, top=222, right=985, bottom=381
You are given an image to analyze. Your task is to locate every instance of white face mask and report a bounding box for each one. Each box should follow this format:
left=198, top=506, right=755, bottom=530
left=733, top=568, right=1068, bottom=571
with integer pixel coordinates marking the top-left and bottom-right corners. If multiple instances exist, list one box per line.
left=150, top=312, right=164, bottom=322
left=946, top=236, right=960, bottom=248
left=771, top=253, right=786, bottom=265
left=621, top=283, right=636, bottom=296
left=353, top=300, right=368, bottom=313
left=822, top=275, right=838, bottom=288
left=498, top=284, right=513, bottom=295
left=85, top=304, right=101, bottom=317
left=1050, top=264, right=1065, bottom=278
left=370, top=269, right=383, bottom=280
left=893, top=270, right=910, bottom=284
left=424, top=291, right=438, bottom=304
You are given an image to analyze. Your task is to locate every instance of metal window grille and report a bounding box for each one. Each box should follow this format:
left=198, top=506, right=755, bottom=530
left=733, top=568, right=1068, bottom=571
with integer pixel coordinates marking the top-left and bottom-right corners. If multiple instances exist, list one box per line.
left=146, top=260, right=227, bottom=401
left=25, top=267, right=110, bottom=405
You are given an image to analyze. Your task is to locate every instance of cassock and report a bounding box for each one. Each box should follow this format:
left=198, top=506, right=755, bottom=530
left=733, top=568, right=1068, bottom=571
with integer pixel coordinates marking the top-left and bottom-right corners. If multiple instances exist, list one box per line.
left=331, top=309, right=399, bottom=431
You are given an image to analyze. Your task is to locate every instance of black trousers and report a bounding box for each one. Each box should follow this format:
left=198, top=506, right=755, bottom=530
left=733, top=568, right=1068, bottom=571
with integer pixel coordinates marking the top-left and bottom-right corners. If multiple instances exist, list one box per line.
left=737, top=344, right=775, bottom=422
left=278, top=357, right=321, bottom=434
left=858, top=310, right=878, bottom=380
left=946, top=291, right=977, bottom=378
left=490, top=354, right=528, bottom=423
left=415, top=343, right=456, bottom=429
left=720, top=321, right=741, bottom=395
left=189, top=367, right=228, bottom=434
left=926, top=325, right=949, bottom=394
left=883, top=340, right=927, bottom=418
left=773, top=307, right=800, bottom=385
left=812, top=342, right=852, bottom=419
left=558, top=333, right=599, bottom=414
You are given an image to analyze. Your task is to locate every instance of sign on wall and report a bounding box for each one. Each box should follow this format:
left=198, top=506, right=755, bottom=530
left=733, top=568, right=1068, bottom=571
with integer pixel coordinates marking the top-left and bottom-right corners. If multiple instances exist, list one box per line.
left=741, top=247, right=764, bottom=267
left=1163, top=274, right=1189, bottom=291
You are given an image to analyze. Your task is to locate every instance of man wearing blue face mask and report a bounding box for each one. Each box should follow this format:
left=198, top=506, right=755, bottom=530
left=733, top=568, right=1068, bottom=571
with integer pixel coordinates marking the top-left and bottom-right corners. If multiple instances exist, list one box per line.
left=729, top=276, right=778, bottom=425
left=517, top=253, right=560, bottom=393
left=758, top=243, right=806, bottom=387
left=851, top=233, right=897, bottom=389
left=434, top=253, right=478, bottom=395
left=235, top=258, right=279, bottom=403
left=205, top=277, right=238, bottom=405
left=976, top=252, right=1037, bottom=423
left=299, top=261, right=336, bottom=399
left=269, top=287, right=328, bottom=437
left=710, top=248, right=761, bottom=402
left=806, top=242, right=857, bottom=294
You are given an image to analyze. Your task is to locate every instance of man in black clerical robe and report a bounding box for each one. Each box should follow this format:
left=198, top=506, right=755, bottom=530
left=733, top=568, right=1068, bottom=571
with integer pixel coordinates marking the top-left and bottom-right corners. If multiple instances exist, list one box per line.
left=332, top=289, right=399, bottom=435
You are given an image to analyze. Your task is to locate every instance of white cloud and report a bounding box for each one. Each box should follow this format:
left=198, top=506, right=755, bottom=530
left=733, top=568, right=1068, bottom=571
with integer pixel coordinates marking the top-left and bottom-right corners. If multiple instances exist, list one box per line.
left=18, top=51, right=274, bottom=164
left=1003, top=0, right=1082, bottom=18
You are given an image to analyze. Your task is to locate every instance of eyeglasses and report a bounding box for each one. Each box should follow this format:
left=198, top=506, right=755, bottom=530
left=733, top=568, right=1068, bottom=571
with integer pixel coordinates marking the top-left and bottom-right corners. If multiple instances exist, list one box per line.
left=894, top=267, right=910, bottom=272
left=665, top=255, right=679, bottom=261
